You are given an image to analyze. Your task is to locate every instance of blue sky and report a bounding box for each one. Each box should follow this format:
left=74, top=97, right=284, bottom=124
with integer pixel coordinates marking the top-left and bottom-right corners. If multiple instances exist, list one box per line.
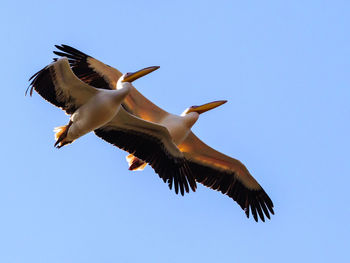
left=0, top=0, right=349, bottom=262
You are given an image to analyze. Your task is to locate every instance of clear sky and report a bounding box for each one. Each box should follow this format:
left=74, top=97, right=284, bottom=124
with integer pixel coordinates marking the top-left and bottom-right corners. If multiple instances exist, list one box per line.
left=0, top=0, right=349, bottom=262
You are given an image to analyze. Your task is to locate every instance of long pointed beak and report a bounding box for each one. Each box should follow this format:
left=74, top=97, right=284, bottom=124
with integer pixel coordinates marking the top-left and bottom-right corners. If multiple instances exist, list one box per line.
left=122, top=66, right=160, bottom=83
left=187, top=100, right=227, bottom=114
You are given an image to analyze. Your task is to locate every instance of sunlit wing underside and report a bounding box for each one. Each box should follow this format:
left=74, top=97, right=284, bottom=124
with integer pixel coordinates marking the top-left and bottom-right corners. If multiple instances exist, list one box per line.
left=179, top=132, right=274, bottom=222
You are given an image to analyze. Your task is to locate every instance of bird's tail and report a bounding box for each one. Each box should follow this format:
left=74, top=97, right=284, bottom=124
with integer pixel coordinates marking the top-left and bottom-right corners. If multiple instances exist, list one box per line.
left=126, top=154, right=147, bottom=171
left=54, top=121, right=73, bottom=148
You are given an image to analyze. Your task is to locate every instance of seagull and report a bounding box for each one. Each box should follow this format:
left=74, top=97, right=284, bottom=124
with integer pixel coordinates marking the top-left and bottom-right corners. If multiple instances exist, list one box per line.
left=53, top=45, right=274, bottom=222
left=28, top=57, right=196, bottom=196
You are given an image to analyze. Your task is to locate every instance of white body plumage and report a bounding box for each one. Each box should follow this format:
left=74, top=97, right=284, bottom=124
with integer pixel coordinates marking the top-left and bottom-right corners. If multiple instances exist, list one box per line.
left=67, top=85, right=131, bottom=141
left=158, top=112, right=199, bottom=145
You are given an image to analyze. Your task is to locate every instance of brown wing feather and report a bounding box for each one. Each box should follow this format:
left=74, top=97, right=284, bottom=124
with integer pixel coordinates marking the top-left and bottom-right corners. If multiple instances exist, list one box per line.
left=54, top=44, right=122, bottom=90
left=53, top=44, right=169, bottom=122
left=179, top=132, right=274, bottom=222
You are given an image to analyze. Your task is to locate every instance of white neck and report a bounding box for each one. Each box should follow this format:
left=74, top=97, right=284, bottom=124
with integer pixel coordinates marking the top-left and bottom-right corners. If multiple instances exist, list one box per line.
left=183, top=112, right=199, bottom=129
left=116, top=80, right=133, bottom=91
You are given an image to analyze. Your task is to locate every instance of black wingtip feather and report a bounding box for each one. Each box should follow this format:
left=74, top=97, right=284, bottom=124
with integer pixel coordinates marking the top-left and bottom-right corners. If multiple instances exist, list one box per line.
left=94, top=128, right=196, bottom=196
left=53, top=44, right=114, bottom=91
left=28, top=62, right=78, bottom=114
left=188, top=161, right=274, bottom=222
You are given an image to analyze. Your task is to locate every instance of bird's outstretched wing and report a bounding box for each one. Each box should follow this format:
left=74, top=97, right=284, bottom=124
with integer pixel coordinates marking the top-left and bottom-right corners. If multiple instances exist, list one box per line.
left=29, top=55, right=196, bottom=194
left=28, top=57, right=97, bottom=114
left=53, top=44, right=169, bottom=122
left=95, top=107, right=197, bottom=196
left=178, top=132, right=274, bottom=222
left=54, top=44, right=122, bottom=90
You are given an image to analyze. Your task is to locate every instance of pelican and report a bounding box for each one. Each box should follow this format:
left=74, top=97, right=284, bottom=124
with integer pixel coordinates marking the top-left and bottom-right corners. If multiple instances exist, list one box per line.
left=28, top=58, right=196, bottom=195
left=53, top=45, right=274, bottom=222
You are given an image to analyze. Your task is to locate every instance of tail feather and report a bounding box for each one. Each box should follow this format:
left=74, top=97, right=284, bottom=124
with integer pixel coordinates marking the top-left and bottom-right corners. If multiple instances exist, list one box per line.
left=126, top=154, right=147, bottom=171
left=54, top=121, right=73, bottom=148
left=54, top=125, right=67, bottom=141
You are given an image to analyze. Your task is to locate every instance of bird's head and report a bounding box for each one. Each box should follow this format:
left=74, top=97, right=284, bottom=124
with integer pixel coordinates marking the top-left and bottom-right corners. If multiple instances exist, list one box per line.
left=181, top=100, right=227, bottom=116
left=117, top=66, right=160, bottom=89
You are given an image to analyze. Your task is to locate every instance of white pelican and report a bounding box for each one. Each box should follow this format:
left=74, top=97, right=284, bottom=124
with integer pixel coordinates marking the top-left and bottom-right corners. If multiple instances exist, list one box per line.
left=53, top=45, right=274, bottom=222
left=28, top=58, right=196, bottom=195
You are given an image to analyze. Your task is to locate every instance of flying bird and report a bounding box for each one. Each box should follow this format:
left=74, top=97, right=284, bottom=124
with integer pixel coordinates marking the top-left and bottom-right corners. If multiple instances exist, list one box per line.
left=28, top=58, right=196, bottom=195
left=53, top=45, right=274, bottom=222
